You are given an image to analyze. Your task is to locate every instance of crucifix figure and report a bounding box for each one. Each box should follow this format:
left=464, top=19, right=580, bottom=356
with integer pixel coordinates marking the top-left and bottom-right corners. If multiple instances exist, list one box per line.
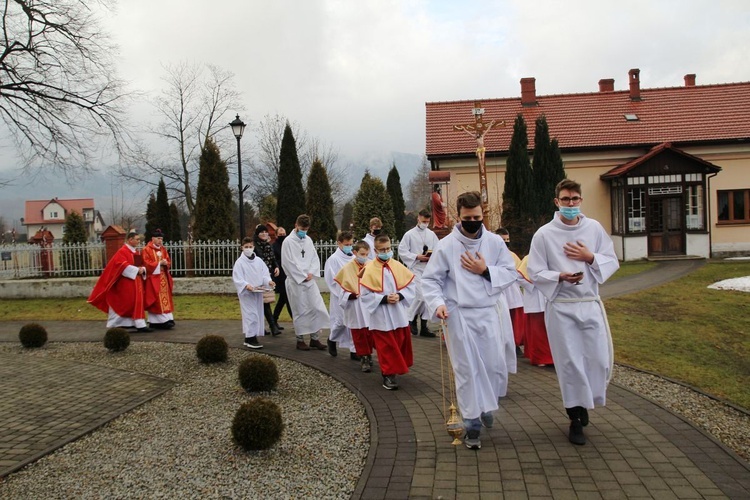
left=452, top=101, right=506, bottom=224
left=301, top=248, right=305, bottom=258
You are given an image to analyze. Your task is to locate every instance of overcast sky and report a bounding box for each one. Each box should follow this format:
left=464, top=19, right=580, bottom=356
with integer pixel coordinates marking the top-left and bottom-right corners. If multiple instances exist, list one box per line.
left=94, top=0, right=749, bottom=159
left=1, top=0, right=749, bottom=224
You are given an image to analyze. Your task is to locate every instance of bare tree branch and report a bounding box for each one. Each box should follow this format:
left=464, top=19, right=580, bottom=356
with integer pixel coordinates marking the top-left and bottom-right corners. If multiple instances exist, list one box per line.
left=0, top=0, right=132, bottom=176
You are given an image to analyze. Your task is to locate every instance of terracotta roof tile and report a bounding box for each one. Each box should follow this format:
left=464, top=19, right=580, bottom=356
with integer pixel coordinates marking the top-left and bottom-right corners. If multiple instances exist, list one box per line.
left=24, top=198, right=95, bottom=225
left=426, top=82, right=750, bottom=157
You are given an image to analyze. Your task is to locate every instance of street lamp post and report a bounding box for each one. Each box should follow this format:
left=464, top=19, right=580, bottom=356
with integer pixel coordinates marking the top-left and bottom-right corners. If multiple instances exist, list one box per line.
left=229, top=114, right=247, bottom=239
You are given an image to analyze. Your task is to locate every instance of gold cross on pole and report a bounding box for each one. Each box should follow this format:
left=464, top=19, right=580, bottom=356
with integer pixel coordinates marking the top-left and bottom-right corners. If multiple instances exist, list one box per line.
left=452, top=102, right=506, bottom=225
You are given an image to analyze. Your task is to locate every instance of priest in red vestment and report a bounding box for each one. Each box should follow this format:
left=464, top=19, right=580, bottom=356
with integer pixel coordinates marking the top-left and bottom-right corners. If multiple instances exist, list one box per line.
left=88, top=231, right=152, bottom=332
left=142, top=228, right=175, bottom=329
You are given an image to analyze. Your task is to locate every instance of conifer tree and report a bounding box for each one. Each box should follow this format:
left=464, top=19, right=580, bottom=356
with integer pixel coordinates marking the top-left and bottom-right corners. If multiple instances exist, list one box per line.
left=152, top=178, right=172, bottom=239
left=340, top=201, right=354, bottom=231
left=169, top=202, right=182, bottom=242
left=531, top=115, right=566, bottom=224
left=276, top=123, right=306, bottom=230
left=305, top=159, right=338, bottom=241
left=259, top=195, right=277, bottom=223
left=352, top=172, right=395, bottom=239
left=144, top=194, right=157, bottom=240
left=501, top=114, right=535, bottom=255
left=386, top=163, right=406, bottom=238
left=62, top=210, right=89, bottom=275
left=62, top=210, right=87, bottom=244
left=193, top=138, right=234, bottom=241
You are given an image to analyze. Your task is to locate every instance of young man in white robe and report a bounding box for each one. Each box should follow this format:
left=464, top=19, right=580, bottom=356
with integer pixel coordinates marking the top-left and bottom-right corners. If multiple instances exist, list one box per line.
left=334, top=240, right=375, bottom=373
left=281, top=214, right=330, bottom=351
left=362, top=217, right=382, bottom=261
left=398, top=209, right=440, bottom=338
left=324, top=230, right=357, bottom=359
left=528, top=179, right=619, bottom=445
left=232, top=237, right=275, bottom=349
left=422, top=191, right=518, bottom=450
left=359, top=234, right=416, bottom=390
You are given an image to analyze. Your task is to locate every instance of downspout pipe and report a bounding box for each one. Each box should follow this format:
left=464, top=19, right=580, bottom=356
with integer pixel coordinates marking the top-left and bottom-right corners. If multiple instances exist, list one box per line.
left=707, top=172, right=718, bottom=259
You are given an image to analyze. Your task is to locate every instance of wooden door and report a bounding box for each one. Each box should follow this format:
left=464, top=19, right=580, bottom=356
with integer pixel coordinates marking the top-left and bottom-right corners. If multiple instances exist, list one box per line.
left=648, top=196, right=684, bottom=255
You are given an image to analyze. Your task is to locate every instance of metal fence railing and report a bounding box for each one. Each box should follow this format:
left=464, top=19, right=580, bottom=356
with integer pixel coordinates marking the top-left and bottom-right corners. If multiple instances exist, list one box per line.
left=0, top=239, right=400, bottom=280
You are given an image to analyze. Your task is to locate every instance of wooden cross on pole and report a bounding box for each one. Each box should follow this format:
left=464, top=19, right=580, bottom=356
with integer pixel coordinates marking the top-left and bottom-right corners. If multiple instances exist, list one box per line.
left=452, top=102, right=506, bottom=224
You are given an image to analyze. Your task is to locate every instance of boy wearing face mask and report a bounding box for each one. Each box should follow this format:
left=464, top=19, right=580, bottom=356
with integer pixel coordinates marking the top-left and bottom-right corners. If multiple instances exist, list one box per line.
left=324, top=230, right=357, bottom=359
left=281, top=214, right=331, bottom=351
left=362, top=217, right=382, bottom=261
left=359, top=235, right=415, bottom=390
left=422, top=191, right=518, bottom=450
left=398, top=209, right=440, bottom=337
left=232, top=237, right=276, bottom=349
left=334, top=240, right=374, bottom=372
left=527, top=179, right=619, bottom=445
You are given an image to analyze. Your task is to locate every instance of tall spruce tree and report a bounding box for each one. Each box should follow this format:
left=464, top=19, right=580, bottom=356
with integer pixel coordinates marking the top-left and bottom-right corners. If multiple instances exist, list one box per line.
left=193, top=138, right=235, bottom=241
left=305, top=159, right=338, bottom=241
left=152, top=178, right=172, bottom=239
left=352, top=172, right=395, bottom=239
left=62, top=209, right=89, bottom=275
left=501, top=114, right=535, bottom=255
left=259, top=195, right=277, bottom=223
left=386, top=163, right=406, bottom=238
left=144, top=194, right=157, bottom=240
left=531, top=115, right=566, bottom=225
left=169, top=202, right=183, bottom=242
left=276, top=123, right=306, bottom=230
left=340, top=200, right=354, bottom=231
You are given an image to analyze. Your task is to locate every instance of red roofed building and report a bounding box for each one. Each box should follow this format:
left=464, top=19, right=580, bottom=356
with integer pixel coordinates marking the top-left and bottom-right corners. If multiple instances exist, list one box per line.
left=425, top=69, right=750, bottom=260
left=23, top=198, right=105, bottom=242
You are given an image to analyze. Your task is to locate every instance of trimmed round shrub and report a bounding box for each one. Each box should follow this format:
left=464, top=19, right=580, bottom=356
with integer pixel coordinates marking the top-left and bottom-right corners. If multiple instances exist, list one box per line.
left=232, top=398, right=284, bottom=451
left=19, top=323, right=48, bottom=348
left=104, top=327, right=130, bottom=352
left=196, top=335, right=228, bottom=364
left=238, top=356, right=279, bottom=393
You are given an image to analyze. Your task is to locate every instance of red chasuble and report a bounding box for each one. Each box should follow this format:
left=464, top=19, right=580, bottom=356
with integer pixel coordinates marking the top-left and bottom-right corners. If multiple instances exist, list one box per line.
left=88, top=245, right=145, bottom=320
left=142, top=242, right=174, bottom=314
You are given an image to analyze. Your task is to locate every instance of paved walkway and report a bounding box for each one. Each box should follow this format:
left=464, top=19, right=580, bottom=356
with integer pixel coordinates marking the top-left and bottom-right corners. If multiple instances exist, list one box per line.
left=1, top=260, right=749, bottom=499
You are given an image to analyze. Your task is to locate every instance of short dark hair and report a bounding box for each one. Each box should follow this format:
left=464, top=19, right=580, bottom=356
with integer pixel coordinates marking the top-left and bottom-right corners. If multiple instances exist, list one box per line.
left=353, top=240, right=370, bottom=252
left=495, top=227, right=509, bottom=236
left=555, top=179, right=582, bottom=198
left=418, top=209, right=431, bottom=218
left=374, top=234, right=391, bottom=246
left=337, top=230, right=354, bottom=242
left=241, top=236, right=254, bottom=245
left=296, top=214, right=311, bottom=228
left=456, top=191, right=482, bottom=215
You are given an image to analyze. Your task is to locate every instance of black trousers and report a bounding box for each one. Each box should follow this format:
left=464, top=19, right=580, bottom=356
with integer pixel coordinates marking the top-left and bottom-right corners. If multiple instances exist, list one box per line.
left=272, top=283, right=293, bottom=320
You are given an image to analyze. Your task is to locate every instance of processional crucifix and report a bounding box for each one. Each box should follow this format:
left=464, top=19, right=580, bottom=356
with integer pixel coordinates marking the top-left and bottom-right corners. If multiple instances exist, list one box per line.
left=452, top=102, right=505, bottom=224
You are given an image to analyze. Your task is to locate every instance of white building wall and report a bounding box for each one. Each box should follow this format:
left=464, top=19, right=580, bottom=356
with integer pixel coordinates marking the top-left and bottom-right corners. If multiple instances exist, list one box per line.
left=686, top=233, right=711, bottom=258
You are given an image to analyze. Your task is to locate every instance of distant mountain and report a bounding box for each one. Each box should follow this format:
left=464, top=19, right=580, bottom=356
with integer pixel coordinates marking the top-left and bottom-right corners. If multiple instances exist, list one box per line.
left=341, top=150, right=422, bottom=195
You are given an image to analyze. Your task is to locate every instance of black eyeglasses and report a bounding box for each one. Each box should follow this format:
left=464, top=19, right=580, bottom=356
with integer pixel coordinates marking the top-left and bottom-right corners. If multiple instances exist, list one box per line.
left=558, top=196, right=582, bottom=204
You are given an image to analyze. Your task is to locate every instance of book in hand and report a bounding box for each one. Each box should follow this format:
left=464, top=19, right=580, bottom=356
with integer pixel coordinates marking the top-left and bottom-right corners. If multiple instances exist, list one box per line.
left=133, top=254, right=143, bottom=266
left=251, top=286, right=274, bottom=292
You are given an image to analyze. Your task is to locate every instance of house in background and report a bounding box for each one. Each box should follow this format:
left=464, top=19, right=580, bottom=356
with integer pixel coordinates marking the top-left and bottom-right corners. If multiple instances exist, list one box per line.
left=22, top=198, right=105, bottom=242
left=425, top=69, right=750, bottom=260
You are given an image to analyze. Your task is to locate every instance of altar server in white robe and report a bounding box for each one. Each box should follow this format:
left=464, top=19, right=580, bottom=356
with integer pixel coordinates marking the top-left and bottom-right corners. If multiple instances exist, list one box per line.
left=528, top=179, right=619, bottom=446
left=422, top=191, right=518, bottom=450
left=232, top=237, right=275, bottom=349
left=281, top=214, right=330, bottom=351
left=359, top=234, right=416, bottom=391
left=398, top=209, right=440, bottom=337
left=324, top=230, right=356, bottom=358
left=362, top=217, right=382, bottom=261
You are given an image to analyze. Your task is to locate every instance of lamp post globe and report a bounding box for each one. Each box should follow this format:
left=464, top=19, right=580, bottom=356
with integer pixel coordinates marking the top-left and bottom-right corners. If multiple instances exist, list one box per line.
left=229, top=114, right=247, bottom=238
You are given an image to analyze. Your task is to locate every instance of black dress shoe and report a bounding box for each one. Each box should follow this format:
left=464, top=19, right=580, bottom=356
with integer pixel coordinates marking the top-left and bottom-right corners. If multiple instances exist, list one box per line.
left=350, top=352, right=360, bottom=361
left=277, top=325, right=285, bottom=331
left=327, top=339, right=338, bottom=357
left=136, top=327, right=154, bottom=333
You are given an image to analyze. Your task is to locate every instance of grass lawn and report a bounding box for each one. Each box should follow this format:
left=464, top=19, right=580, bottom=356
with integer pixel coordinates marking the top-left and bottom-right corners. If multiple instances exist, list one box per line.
left=605, top=260, right=750, bottom=410
left=609, top=260, right=658, bottom=280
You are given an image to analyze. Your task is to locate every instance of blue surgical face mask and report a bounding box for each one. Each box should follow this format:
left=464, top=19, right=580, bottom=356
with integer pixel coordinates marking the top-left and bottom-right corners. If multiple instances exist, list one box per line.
left=342, top=245, right=353, bottom=255
left=559, top=206, right=581, bottom=220
left=377, top=251, right=393, bottom=262
left=355, top=256, right=368, bottom=264
left=296, top=229, right=307, bottom=239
